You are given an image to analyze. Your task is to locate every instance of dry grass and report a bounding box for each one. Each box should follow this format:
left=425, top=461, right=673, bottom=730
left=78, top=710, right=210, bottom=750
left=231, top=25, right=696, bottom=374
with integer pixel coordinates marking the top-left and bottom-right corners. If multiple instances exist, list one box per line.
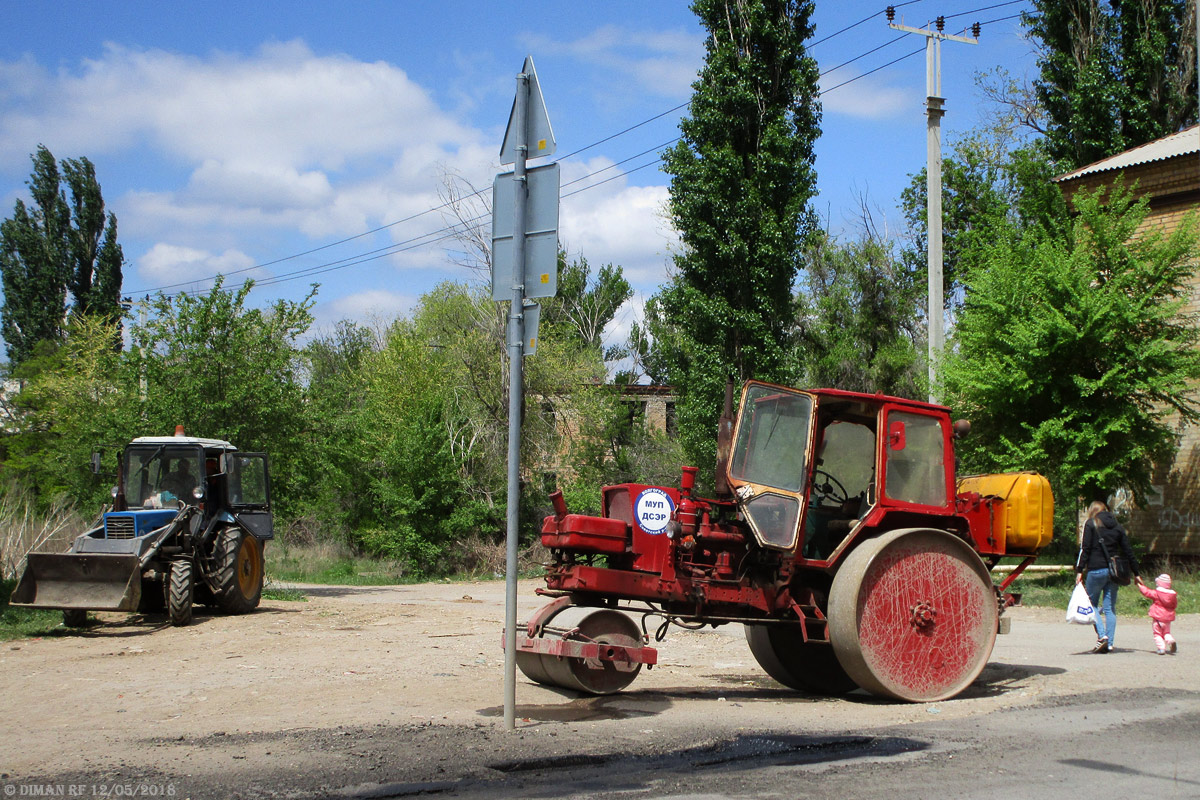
left=265, top=531, right=551, bottom=585
left=0, top=484, right=86, bottom=580
left=440, top=533, right=549, bottom=579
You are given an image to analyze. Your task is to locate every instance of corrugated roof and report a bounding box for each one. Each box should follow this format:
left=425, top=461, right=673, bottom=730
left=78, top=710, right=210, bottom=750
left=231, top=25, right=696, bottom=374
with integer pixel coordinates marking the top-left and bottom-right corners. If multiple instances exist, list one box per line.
left=1053, top=125, right=1200, bottom=183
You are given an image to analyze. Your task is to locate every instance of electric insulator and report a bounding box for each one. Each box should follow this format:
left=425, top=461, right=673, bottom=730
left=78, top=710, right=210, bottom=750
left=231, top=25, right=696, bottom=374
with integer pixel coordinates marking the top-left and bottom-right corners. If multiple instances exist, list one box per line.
left=886, top=5, right=895, bottom=22
left=936, top=15, right=945, bottom=31
left=972, top=21, right=981, bottom=38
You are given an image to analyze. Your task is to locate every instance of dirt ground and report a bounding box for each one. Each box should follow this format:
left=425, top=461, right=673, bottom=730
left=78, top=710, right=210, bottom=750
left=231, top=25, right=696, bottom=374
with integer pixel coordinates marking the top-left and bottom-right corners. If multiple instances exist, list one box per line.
left=1, top=579, right=1196, bottom=798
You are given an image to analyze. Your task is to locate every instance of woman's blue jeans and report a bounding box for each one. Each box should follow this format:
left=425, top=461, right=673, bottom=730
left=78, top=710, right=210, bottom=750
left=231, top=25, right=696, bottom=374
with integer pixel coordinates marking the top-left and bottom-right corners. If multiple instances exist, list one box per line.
left=1085, top=569, right=1119, bottom=646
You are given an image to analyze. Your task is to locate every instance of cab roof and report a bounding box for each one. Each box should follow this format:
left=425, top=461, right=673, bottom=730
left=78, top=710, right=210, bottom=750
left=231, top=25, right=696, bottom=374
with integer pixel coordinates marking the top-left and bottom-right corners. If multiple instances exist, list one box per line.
left=129, top=435, right=237, bottom=450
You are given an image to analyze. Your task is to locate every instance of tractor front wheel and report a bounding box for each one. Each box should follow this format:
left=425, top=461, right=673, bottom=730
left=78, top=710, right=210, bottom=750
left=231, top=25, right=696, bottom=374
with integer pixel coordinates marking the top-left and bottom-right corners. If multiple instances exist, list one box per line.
left=62, top=609, right=88, bottom=628
left=168, top=560, right=194, bottom=627
left=212, top=527, right=264, bottom=615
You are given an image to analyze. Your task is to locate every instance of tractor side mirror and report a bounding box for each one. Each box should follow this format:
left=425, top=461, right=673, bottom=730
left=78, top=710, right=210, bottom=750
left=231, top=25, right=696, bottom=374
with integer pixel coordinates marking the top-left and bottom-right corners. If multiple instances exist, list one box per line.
left=887, top=420, right=906, bottom=451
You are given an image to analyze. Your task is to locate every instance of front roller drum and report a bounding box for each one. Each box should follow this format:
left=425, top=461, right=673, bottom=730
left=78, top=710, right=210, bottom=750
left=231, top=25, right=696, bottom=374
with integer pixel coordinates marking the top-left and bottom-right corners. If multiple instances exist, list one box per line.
left=515, top=607, right=655, bottom=695
left=828, top=528, right=998, bottom=703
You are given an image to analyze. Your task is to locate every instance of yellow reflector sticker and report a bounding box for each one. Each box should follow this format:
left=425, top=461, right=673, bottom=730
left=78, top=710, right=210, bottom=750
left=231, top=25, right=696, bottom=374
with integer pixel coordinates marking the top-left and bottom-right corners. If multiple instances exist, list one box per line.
left=537, top=139, right=547, bottom=150
left=540, top=273, right=549, bottom=283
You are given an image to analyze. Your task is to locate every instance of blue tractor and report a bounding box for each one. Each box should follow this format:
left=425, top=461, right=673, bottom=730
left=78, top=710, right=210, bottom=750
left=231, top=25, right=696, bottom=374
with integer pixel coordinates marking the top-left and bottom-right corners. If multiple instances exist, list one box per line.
left=12, top=428, right=273, bottom=627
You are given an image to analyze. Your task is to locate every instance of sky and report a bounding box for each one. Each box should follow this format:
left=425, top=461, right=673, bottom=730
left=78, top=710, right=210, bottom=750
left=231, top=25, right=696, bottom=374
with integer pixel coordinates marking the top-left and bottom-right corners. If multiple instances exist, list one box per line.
left=1, top=1, right=1038, bottom=357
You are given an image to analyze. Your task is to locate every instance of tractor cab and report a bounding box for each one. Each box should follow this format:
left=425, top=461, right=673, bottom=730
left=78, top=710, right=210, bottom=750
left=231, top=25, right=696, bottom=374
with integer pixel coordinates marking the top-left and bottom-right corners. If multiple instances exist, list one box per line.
left=726, top=381, right=954, bottom=563
left=116, top=435, right=273, bottom=540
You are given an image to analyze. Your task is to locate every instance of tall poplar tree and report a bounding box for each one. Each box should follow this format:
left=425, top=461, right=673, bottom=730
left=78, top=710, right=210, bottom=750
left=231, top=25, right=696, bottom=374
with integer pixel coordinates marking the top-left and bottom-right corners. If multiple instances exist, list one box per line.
left=656, top=0, right=821, bottom=469
left=1, top=145, right=124, bottom=368
left=1026, top=0, right=1197, bottom=169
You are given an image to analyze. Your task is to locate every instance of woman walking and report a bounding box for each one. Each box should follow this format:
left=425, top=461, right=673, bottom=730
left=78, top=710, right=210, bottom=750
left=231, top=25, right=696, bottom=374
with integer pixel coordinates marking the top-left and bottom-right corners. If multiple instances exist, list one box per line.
left=1075, top=501, right=1141, bottom=653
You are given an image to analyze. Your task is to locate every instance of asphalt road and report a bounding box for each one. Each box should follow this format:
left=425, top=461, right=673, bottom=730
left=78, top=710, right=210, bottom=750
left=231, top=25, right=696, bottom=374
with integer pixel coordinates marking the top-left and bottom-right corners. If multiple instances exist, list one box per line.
left=1, top=580, right=1195, bottom=799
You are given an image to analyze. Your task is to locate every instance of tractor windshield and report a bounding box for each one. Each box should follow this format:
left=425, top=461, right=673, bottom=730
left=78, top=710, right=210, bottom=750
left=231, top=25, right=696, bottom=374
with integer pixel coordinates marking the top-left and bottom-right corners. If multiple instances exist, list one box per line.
left=124, top=446, right=204, bottom=509
left=729, top=384, right=813, bottom=493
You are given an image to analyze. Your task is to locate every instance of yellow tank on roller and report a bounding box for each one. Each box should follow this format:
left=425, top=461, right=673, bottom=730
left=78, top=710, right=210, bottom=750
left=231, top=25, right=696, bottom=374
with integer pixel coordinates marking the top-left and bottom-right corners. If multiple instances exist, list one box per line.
left=958, top=472, right=1054, bottom=555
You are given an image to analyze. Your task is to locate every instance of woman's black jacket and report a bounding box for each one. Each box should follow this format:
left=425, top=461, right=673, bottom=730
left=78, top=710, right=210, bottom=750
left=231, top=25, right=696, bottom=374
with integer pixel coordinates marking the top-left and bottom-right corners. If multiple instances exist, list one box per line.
left=1075, top=511, right=1140, bottom=576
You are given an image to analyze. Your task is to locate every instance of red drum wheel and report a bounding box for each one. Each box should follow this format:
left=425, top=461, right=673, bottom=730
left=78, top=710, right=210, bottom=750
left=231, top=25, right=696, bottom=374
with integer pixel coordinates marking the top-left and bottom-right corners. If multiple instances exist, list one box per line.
left=829, top=528, right=997, bottom=702
left=516, top=609, right=643, bottom=695
left=745, top=625, right=857, bottom=695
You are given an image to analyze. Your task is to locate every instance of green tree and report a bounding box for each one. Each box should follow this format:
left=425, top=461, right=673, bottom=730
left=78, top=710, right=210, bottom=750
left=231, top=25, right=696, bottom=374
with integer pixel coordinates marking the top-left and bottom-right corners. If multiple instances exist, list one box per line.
left=0, top=146, right=124, bottom=367
left=62, top=157, right=124, bottom=323
left=542, top=251, right=632, bottom=363
left=1024, top=0, right=1197, bottom=168
left=1, top=147, right=69, bottom=367
left=796, top=220, right=923, bottom=397
left=131, top=278, right=316, bottom=518
left=350, top=320, right=493, bottom=571
left=656, top=0, right=821, bottom=469
left=943, top=186, right=1200, bottom=506
left=901, top=131, right=1069, bottom=315
left=295, top=320, right=379, bottom=538
left=1, top=314, right=138, bottom=509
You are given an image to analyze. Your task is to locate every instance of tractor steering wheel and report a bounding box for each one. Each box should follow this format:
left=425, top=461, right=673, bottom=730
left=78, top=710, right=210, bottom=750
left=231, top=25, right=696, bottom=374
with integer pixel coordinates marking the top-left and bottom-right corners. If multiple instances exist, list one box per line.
left=811, top=469, right=850, bottom=507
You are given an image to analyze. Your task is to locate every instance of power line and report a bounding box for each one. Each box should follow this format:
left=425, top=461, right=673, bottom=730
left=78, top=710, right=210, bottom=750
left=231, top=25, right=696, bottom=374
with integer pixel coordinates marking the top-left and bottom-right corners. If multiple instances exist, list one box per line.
left=820, top=44, right=926, bottom=95
left=132, top=186, right=488, bottom=293
left=135, top=1, right=1024, bottom=298
left=808, top=0, right=925, bottom=48
left=210, top=43, right=944, bottom=296
left=821, top=33, right=909, bottom=78
left=942, top=0, right=1026, bottom=20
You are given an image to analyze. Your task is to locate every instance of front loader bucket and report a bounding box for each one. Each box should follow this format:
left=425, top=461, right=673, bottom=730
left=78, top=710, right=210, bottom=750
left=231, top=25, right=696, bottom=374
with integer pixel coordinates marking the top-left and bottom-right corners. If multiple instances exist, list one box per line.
left=10, top=553, right=143, bottom=611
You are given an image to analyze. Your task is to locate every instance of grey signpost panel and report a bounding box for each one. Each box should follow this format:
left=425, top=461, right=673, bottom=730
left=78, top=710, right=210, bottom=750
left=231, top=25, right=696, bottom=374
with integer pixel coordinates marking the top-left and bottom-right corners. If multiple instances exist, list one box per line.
left=500, top=56, right=555, bottom=165
left=491, top=162, right=560, bottom=301
left=495, top=55, right=557, bottom=731
left=521, top=301, right=540, bottom=357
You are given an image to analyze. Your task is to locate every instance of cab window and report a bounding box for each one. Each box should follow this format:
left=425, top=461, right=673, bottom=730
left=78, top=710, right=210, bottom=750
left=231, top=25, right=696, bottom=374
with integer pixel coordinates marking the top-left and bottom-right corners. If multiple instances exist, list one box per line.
left=883, top=412, right=947, bottom=507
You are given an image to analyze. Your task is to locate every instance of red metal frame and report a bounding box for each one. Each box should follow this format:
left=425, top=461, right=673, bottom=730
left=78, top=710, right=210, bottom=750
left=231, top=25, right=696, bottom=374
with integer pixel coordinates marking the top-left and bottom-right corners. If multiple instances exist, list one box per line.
left=509, top=631, right=659, bottom=667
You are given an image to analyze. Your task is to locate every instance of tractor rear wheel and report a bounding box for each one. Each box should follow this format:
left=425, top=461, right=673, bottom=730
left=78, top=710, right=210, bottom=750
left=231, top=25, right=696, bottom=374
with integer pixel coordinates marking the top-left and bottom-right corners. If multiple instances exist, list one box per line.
left=168, top=560, right=194, bottom=627
left=745, top=625, right=857, bottom=695
left=212, top=527, right=263, bottom=614
left=828, top=528, right=997, bottom=702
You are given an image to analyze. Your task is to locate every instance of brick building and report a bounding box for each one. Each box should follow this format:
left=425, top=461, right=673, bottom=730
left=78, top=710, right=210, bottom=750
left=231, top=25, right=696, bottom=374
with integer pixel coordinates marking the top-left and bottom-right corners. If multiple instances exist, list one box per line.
left=1053, top=125, right=1200, bottom=555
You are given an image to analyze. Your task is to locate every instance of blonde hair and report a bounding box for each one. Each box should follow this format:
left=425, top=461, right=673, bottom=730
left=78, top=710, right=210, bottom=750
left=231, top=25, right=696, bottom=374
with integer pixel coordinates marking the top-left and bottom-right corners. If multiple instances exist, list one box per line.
left=1080, top=501, right=1108, bottom=543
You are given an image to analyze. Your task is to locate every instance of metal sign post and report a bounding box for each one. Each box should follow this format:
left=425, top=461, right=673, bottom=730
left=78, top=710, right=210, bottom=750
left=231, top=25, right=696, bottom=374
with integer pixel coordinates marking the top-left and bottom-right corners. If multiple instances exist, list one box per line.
left=494, top=55, right=557, bottom=732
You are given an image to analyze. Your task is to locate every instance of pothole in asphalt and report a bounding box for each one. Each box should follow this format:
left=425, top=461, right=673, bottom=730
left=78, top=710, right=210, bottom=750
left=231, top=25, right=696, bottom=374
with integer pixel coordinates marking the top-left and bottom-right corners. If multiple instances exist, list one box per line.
left=686, top=733, right=928, bottom=768
left=477, top=694, right=669, bottom=722
left=486, top=733, right=928, bottom=777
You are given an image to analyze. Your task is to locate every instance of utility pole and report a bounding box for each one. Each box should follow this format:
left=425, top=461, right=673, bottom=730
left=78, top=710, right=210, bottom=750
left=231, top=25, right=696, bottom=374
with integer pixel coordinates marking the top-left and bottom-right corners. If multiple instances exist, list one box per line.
left=887, top=8, right=978, bottom=403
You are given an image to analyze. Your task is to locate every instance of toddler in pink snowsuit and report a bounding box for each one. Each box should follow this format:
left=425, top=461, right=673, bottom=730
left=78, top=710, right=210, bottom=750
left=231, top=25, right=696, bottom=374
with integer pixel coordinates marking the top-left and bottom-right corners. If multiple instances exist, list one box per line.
left=1135, top=573, right=1178, bottom=655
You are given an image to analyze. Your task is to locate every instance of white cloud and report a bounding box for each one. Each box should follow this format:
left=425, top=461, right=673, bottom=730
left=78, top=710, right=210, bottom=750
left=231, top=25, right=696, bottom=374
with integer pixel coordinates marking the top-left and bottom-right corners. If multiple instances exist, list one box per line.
left=187, top=160, right=333, bottom=211
left=312, top=288, right=416, bottom=332
left=560, top=158, right=676, bottom=290
left=818, top=71, right=909, bottom=119
left=0, top=41, right=495, bottom=238
left=522, top=25, right=701, bottom=99
left=0, top=41, right=477, bottom=167
left=0, top=38, right=680, bottom=318
left=136, top=243, right=259, bottom=287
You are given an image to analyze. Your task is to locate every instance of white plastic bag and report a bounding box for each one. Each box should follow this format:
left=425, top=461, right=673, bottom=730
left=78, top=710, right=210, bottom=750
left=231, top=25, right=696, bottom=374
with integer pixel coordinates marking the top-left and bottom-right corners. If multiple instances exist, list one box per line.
left=1066, top=582, right=1096, bottom=625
